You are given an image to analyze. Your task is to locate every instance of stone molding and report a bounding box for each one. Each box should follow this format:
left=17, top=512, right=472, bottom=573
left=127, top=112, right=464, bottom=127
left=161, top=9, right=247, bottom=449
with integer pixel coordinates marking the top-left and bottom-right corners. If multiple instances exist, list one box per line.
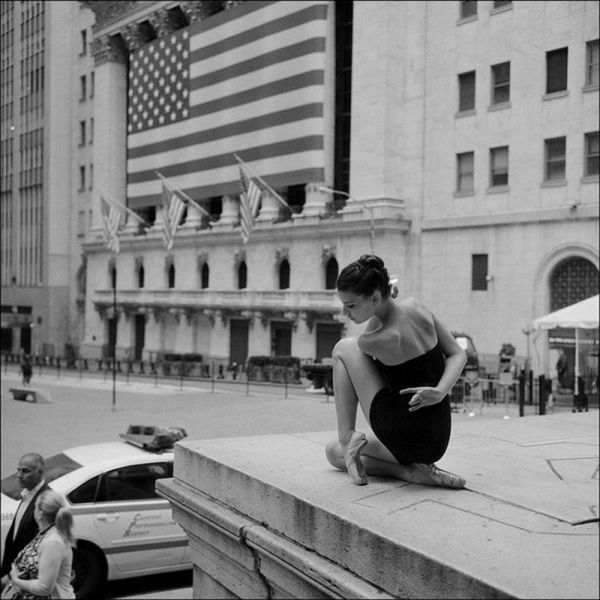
left=90, top=34, right=127, bottom=65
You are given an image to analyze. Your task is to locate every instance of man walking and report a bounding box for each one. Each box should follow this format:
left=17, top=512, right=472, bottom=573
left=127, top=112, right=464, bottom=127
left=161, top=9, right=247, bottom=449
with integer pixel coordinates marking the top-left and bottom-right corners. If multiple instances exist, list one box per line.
left=0, top=453, right=49, bottom=588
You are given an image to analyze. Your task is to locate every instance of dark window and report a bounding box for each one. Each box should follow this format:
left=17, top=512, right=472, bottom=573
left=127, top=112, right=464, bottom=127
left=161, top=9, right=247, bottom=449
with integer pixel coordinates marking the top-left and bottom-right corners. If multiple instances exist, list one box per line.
left=586, top=40, right=599, bottom=86
left=550, top=257, right=599, bottom=311
left=79, top=121, right=86, bottom=146
left=546, top=47, right=568, bottom=93
left=201, top=263, right=209, bottom=289
left=325, top=257, right=339, bottom=290
left=544, top=137, right=566, bottom=181
left=585, top=132, right=599, bottom=177
left=97, top=463, right=172, bottom=502
left=458, top=71, right=476, bottom=112
left=110, top=267, right=116, bottom=289
left=472, top=254, right=488, bottom=291
left=238, top=261, right=247, bottom=289
left=493, top=0, right=512, bottom=7
left=457, top=152, right=474, bottom=192
left=79, top=75, right=86, bottom=101
left=137, top=265, right=144, bottom=288
left=491, top=62, right=510, bottom=104
left=80, top=29, right=87, bottom=54
left=460, top=1, right=477, bottom=18
left=490, top=146, right=509, bottom=187
left=69, top=476, right=101, bottom=504
left=334, top=1, right=353, bottom=198
left=279, top=259, right=290, bottom=290
left=168, top=264, right=175, bottom=288
left=79, top=166, right=85, bottom=191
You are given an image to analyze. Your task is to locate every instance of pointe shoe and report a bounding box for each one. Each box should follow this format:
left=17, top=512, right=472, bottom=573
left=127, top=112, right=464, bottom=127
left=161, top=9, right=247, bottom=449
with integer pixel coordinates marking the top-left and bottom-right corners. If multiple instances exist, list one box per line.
left=411, top=463, right=466, bottom=489
left=344, top=432, right=368, bottom=486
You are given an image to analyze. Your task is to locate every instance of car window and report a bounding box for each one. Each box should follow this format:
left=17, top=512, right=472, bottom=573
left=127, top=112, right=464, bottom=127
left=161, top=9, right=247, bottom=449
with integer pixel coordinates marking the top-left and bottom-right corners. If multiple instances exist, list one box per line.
left=1, top=453, right=82, bottom=500
left=68, top=475, right=101, bottom=504
left=96, top=462, right=172, bottom=503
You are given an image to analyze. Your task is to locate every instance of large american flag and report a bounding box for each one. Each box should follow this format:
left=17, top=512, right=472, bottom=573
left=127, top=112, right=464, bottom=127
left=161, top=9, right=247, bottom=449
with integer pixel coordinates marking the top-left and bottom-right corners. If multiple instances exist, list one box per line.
left=126, top=0, right=329, bottom=210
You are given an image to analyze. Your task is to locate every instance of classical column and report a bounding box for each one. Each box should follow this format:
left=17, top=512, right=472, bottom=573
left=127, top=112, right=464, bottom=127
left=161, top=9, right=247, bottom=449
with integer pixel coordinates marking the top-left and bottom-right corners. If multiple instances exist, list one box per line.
left=292, top=182, right=328, bottom=222
left=255, top=190, right=280, bottom=222
left=90, top=34, right=128, bottom=232
left=212, top=195, right=238, bottom=228
left=181, top=203, right=204, bottom=229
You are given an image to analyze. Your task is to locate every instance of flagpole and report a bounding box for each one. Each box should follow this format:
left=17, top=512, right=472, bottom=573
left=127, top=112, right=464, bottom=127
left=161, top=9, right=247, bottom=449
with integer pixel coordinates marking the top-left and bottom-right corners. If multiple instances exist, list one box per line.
left=103, top=193, right=148, bottom=226
left=112, top=275, right=116, bottom=412
left=233, top=154, right=294, bottom=212
left=155, top=171, right=213, bottom=219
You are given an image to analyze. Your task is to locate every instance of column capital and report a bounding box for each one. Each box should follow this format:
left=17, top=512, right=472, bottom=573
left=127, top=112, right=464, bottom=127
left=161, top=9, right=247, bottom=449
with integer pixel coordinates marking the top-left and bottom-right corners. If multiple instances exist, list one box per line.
left=120, top=22, right=152, bottom=53
left=180, top=1, right=224, bottom=23
left=90, top=34, right=127, bottom=66
left=148, top=9, right=178, bottom=37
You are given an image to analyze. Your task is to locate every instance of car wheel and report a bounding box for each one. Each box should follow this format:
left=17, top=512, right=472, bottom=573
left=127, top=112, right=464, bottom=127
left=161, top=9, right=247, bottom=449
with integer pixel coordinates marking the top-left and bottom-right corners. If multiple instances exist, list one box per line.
left=72, top=543, right=107, bottom=600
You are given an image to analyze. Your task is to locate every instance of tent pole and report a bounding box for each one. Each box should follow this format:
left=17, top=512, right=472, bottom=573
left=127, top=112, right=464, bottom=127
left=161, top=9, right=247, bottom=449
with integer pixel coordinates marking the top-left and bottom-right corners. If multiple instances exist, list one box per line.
left=574, top=328, right=580, bottom=396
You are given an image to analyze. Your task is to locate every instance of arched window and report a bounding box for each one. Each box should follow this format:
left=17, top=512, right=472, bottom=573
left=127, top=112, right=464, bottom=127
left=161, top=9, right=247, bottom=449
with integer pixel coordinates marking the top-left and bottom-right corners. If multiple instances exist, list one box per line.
left=550, top=257, right=598, bottom=311
left=279, top=259, right=290, bottom=290
left=201, top=263, right=209, bottom=289
left=238, top=261, right=247, bottom=289
left=325, top=257, right=338, bottom=290
left=168, top=264, right=175, bottom=289
left=137, top=265, right=145, bottom=288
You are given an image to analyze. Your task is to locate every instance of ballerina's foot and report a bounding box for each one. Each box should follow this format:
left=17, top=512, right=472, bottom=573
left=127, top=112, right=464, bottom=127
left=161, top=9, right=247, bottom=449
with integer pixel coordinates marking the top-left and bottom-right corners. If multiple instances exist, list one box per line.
left=412, top=463, right=466, bottom=489
left=344, top=431, right=368, bottom=486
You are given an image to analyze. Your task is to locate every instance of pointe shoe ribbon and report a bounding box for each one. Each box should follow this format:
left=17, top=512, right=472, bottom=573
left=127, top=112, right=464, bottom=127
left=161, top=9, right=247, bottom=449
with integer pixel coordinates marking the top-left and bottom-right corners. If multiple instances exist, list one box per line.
left=345, top=432, right=368, bottom=486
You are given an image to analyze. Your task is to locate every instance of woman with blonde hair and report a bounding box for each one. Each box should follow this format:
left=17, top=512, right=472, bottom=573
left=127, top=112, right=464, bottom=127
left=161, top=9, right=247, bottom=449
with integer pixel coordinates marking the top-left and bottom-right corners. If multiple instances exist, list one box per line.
left=2, top=489, right=75, bottom=599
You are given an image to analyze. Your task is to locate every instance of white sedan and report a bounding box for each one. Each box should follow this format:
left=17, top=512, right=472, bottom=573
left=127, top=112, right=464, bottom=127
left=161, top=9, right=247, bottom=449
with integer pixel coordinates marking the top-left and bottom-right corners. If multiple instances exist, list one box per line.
left=1, top=426, right=191, bottom=599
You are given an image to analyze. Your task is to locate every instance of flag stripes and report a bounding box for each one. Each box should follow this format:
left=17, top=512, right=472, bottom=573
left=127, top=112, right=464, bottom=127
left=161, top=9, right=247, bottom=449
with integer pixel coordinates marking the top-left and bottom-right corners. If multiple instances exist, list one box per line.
left=239, top=167, right=262, bottom=244
left=127, top=0, right=328, bottom=209
left=100, top=196, right=125, bottom=254
left=161, top=193, right=186, bottom=250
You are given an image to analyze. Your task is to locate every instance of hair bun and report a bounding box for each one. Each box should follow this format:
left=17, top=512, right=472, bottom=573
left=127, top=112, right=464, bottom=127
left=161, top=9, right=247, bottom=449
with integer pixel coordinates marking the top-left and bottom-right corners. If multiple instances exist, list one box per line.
left=358, top=254, right=384, bottom=270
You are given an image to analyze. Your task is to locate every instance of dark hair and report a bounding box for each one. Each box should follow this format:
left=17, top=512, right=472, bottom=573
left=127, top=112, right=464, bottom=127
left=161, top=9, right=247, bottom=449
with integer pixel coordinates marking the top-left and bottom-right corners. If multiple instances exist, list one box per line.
left=336, top=254, right=391, bottom=298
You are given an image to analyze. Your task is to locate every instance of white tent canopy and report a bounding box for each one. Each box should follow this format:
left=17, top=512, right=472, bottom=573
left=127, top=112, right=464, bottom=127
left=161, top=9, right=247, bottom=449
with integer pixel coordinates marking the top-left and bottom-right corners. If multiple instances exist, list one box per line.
left=533, top=294, right=599, bottom=395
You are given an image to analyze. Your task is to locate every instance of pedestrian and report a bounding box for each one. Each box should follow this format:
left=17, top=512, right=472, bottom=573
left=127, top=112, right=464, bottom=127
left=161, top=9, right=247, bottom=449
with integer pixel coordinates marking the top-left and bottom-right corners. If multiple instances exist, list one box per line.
left=0, top=454, right=49, bottom=588
left=325, top=254, right=466, bottom=488
left=20, top=357, right=33, bottom=387
left=556, top=350, right=568, bottom=390
left=1, top=489, right=75, bottom=599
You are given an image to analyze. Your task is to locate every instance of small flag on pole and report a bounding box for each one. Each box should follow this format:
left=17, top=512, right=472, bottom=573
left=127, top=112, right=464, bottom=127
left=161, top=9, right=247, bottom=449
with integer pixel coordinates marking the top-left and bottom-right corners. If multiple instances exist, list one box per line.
left=100, top=195, right=125, bottom=253
left=239, top=166, right=262, bottom=244
left=161, top=192, right=186, bottom=250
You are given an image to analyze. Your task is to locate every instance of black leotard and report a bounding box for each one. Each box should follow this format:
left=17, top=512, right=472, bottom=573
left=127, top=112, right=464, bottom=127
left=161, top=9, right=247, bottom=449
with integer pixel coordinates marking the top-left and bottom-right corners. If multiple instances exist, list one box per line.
left=370, top=342, right=451, bottom=465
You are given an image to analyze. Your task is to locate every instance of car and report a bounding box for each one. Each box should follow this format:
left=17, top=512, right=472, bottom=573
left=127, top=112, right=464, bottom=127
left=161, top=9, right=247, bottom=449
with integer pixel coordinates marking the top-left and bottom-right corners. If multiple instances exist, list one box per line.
left=0, top=426, right=191, bottom=599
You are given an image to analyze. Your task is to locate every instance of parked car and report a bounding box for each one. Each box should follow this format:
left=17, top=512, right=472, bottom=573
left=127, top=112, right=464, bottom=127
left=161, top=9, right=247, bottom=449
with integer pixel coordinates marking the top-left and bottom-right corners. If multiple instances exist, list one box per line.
left=0, top=426, right=191, bottom=599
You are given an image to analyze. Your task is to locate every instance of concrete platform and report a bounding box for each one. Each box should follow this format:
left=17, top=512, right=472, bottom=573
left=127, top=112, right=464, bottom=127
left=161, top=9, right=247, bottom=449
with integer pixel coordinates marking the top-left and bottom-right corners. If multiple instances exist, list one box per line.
left=158, top=412, right=599, bottom=599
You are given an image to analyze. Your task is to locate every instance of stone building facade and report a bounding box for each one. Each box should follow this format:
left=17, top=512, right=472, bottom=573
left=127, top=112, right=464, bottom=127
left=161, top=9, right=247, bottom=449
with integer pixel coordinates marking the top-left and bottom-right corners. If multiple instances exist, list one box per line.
left=2, top=1, right=598, bottom=382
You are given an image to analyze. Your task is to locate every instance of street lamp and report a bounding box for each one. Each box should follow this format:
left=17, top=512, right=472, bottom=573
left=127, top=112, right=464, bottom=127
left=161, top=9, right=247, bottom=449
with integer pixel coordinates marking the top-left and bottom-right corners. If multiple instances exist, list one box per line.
left=318, top=186, right=375, bottom=253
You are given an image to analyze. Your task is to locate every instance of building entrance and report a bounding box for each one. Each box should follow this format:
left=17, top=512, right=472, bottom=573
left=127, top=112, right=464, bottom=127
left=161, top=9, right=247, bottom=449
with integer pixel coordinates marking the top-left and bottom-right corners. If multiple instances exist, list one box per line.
left=134, top=315, right=145, bottom=360
left=271, top=322, right=292, bottom=356
left=316, top=322, right=342, bottom=361
left=230, top=319, right=249, bottom=366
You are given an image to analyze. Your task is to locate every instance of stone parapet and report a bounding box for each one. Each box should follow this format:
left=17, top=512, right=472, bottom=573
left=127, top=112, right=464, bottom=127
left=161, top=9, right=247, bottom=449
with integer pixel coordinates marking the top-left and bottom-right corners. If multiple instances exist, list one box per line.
left=157, top=417, right=598, bottom=599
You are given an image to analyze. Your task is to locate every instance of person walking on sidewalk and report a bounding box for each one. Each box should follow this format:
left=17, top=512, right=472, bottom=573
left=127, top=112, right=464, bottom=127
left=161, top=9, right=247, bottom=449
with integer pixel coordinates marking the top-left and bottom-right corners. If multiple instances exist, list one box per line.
left=20, top=357, right=33, bottom=387
left=325, top=254, right=467, bottom=488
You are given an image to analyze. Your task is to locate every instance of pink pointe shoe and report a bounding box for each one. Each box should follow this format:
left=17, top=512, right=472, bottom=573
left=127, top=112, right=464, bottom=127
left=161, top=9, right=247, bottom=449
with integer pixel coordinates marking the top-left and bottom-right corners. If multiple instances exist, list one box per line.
left=344, top=432, right=368, bottom=486
left=411, top=463, right=466, bottom=489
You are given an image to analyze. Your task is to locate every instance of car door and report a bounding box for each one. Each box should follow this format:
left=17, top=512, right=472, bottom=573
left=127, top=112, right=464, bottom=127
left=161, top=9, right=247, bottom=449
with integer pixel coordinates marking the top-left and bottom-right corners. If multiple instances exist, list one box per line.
left=87, top=461, right=186, bottom=573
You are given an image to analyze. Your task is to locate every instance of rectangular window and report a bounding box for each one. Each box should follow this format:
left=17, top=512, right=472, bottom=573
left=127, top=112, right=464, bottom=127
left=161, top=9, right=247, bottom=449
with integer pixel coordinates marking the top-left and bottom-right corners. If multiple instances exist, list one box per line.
left=79, top=121, right=86, bottom=146
left=458, top=71, right=476, bottom=111
left=586, top=39, right=599, bottom=87
left=89, top=118, right=94, bottom=144
left=460, top=1, right=477, bottom=19
left=79, top=165, right=86, bottom=191
left=80, top=29, right=87, bottom=55
left=491, top=62, right=510, bottom=104
left=457, top=152, right=475, bottom=192
left=89, top=163, right=93, bottom=190
left=79, top=75, right=86, bottom=101
left=585, top=131, right=599, bottom=177
left=493, top=0, right=512, bottom=7
left=490, top=146, right=509, bottom=187
left=546, top=47, right=568, bottom=94
left=544, top=137, right=566, bottom=181
left=90, top=72, right=95, bottom=99
left=472, top=254, right=488, bottom=291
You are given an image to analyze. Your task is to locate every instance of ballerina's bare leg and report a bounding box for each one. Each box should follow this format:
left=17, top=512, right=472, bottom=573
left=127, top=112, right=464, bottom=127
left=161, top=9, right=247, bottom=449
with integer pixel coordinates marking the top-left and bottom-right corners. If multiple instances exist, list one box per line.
left=327, top=337, right=465, bottom=488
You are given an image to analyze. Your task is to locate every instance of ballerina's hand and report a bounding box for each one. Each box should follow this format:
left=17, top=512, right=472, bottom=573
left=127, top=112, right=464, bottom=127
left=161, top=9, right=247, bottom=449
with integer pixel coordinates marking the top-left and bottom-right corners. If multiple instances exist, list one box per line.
left=399, top=386, right=444, bottom=412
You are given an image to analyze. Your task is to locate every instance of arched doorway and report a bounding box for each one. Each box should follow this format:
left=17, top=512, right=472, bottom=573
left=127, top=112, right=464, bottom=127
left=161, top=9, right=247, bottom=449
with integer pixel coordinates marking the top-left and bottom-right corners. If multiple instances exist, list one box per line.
left=549, top=257, right=599, bottom=393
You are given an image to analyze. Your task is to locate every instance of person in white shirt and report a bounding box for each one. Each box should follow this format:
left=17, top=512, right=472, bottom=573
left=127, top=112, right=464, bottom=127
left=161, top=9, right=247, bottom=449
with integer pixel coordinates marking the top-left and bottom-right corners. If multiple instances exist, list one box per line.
left=4, top=489, right=76, bottom=599
left=0, top=453, right=48, bottom=586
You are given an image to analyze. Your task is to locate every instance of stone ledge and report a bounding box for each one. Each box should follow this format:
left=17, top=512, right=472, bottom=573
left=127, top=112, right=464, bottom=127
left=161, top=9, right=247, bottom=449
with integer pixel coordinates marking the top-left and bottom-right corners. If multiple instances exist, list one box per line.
left=157, top=417, right=598, bottom=599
